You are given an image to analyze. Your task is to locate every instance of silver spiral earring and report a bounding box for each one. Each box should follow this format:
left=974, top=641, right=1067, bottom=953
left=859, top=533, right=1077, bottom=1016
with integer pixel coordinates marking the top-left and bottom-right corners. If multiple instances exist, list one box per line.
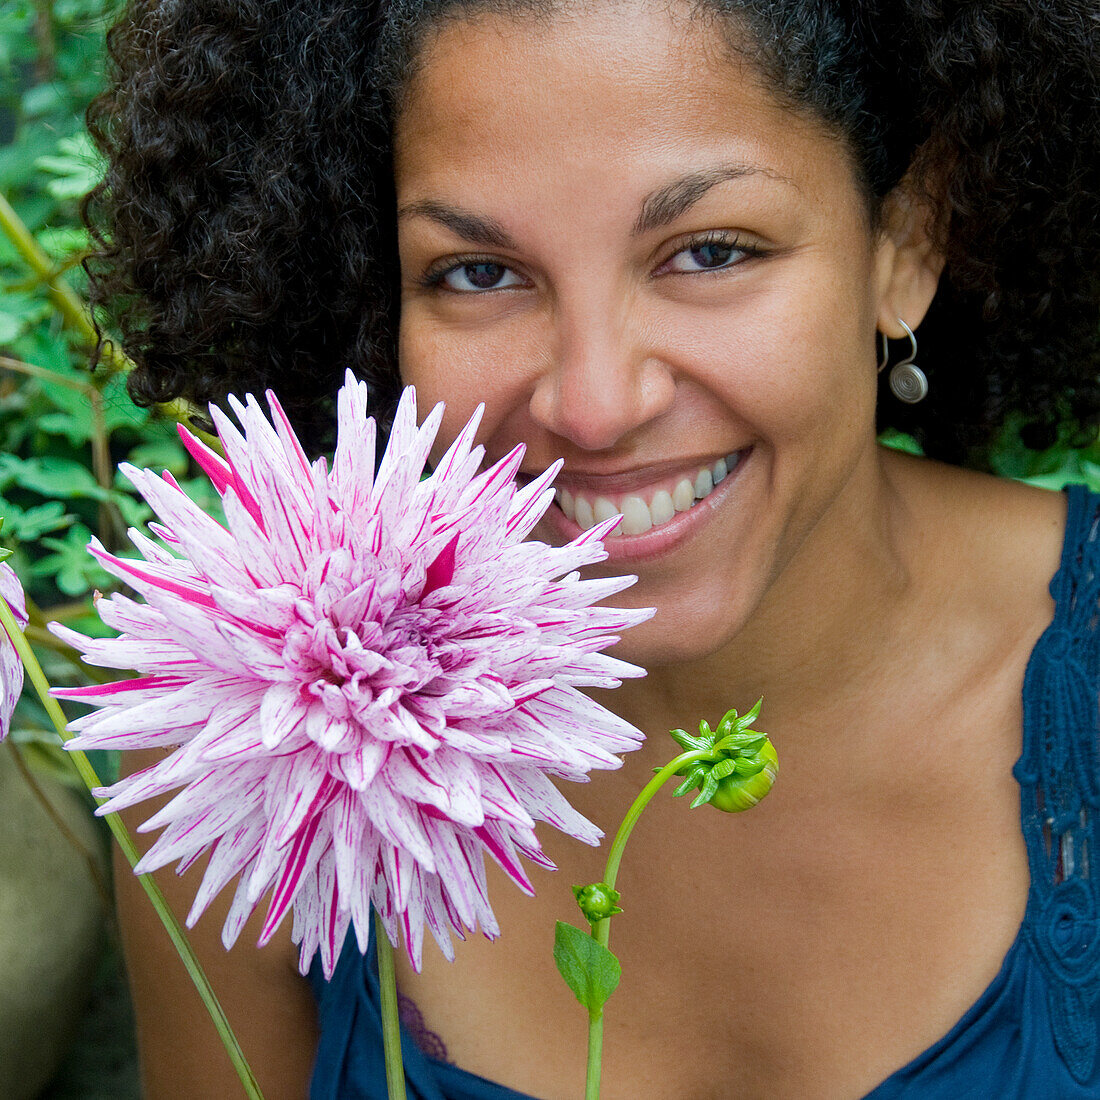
left=885, top=318, right=928, bottom=404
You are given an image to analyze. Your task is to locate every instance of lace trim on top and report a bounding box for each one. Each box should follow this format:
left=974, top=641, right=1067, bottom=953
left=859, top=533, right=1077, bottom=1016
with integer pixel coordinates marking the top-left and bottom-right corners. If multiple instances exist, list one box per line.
left=1015, top=484, right=1100, bottom=1083
left=398, top=991, right=452, bottom=1064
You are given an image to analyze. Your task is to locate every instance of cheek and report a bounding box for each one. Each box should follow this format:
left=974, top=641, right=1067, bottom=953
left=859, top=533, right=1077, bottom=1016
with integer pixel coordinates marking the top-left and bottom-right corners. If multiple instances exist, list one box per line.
left=398, top=306, right=546, bottom=460
left=656, top=266, right=876, bottom=449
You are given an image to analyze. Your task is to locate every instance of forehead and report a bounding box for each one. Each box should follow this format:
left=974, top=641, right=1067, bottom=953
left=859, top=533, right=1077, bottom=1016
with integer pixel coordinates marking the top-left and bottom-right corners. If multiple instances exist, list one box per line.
left=392, top=1, right=859, bottom=210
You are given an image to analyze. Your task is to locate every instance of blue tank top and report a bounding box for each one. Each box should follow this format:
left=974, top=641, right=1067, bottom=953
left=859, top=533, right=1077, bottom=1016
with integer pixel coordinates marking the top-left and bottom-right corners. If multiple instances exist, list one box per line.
left=309, top=483, right=1100, bottom=1099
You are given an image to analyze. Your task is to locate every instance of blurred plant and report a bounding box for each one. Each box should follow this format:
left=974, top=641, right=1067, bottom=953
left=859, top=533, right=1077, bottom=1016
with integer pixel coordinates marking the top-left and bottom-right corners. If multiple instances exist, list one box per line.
left=0, top=4, right=212, bottom=1092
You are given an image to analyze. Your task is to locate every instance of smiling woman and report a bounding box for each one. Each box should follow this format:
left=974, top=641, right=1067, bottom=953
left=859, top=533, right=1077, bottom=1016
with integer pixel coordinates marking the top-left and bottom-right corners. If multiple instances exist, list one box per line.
left=81, top=0, right=1100, bottom=1098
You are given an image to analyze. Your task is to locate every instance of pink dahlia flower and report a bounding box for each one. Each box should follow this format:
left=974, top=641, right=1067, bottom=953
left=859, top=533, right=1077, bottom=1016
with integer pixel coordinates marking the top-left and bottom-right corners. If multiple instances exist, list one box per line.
left=0, top=560, right=28, bottom=741
left=52, top=372, right=651, bottom=975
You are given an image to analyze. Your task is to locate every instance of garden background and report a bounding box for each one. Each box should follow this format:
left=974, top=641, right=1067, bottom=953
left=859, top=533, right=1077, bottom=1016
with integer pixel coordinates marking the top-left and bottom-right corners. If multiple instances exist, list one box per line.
left=1, top=1, right=1098, bottom=1096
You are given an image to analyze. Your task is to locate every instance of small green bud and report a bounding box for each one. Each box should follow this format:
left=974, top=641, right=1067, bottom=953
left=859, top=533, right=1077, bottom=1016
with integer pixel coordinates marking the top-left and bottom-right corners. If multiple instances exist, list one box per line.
left=705, top=737, right=779, bottom=812
left=669, top=699, right=778, bottom=813
left=572, top=882, right=623, bottom=923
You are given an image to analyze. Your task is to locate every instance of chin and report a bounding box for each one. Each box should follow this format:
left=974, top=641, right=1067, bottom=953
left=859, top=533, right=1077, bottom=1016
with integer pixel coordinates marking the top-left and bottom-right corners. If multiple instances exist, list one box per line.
left=597, top=584, right=746, bottom=669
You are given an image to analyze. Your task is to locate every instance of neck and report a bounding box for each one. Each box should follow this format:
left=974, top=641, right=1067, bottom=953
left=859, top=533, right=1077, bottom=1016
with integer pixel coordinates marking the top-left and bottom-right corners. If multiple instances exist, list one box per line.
left=593, top=445, right=926, bottom=759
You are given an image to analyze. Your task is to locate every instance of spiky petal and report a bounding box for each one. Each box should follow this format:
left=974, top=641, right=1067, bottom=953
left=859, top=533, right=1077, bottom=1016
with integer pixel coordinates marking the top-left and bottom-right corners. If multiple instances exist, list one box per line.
left=0, top=561, right=27, bottom=741
left=52, top=372, right=652, bottom=976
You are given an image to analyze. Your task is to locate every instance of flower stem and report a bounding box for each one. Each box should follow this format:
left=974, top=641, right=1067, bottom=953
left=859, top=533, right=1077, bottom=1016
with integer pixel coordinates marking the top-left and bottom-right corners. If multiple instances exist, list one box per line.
left=375, top=910, right=408, bottom=1100
left=0, top=596, right=265, bottom=1099
left=584, top=748, right=713, bottom=1100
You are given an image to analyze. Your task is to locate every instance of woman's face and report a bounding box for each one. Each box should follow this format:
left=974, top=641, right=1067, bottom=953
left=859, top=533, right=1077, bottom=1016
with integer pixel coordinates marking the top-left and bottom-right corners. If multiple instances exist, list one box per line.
left=394, top=2, right=900, bottom=666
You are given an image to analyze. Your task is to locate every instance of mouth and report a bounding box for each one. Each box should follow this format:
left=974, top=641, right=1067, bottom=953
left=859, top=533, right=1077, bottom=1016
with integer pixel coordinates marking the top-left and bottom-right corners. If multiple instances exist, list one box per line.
left=555, top=451, right=745, bottom=536
left=534, top=447, right=752, bottom=563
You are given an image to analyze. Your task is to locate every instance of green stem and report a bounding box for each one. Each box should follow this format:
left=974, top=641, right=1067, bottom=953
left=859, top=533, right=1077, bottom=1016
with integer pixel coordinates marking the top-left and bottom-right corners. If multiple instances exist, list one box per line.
left=583, top=748, right=713, bottom=1100
left=0, top=595, right=265, bottom=1099
left=375, top=911, right=408, bottom=1100
left=0, top=191, right=98, bottom=349
left=0, top=193, right=219, bottom=445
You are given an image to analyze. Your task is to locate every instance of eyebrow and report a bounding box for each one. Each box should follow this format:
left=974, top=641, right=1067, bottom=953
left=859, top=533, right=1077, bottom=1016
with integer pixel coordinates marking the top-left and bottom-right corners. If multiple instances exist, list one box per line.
left=397, top=199, right=517, bottom=249
left=633, top=163, right=796, bottom=235
left=398, top=163, right=797, bottom=248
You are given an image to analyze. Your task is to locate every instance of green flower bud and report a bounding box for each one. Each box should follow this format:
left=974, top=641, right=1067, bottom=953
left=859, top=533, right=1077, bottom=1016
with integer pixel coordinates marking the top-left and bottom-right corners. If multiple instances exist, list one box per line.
left=667, top=699, right=778, bottom=813
left=572, top=882, right=623, bottom=922
left=705, top=737, right=779, bottom=812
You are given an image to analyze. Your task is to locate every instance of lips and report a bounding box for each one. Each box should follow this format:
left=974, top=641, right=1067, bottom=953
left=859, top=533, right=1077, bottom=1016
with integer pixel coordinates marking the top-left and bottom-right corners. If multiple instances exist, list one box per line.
left=555, top=452, right=742, bottom=536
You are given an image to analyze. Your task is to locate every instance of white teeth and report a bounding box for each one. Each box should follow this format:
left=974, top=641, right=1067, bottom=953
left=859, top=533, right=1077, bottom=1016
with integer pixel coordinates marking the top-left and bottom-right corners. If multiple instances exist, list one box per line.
left=593, top=496, right=624, bottom=536
left=672, top=478, right=695, bottom=512
left=593, top=497, right=618, bottom=524
left=649, top=489, right=675, bottom=526
left=558, top=450, right=743, bottom=536
left=694, top=467, right=713, bottom=499
left=620, top=496, right=653, bottom=536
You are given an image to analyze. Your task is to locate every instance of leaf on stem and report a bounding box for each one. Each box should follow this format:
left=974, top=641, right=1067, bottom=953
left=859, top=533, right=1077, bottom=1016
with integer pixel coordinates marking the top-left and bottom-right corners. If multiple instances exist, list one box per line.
left=553, top=921, right=621, bottom=1015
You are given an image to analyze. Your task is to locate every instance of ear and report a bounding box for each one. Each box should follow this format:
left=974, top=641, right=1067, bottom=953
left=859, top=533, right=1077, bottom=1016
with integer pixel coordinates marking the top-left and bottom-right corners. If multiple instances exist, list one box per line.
left=872, top=178, right=947, bottom=339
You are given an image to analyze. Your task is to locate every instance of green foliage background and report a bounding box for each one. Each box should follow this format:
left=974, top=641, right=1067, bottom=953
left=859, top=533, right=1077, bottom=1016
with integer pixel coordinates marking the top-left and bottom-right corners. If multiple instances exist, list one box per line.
left=0, top=1, right=1097, bottom=1095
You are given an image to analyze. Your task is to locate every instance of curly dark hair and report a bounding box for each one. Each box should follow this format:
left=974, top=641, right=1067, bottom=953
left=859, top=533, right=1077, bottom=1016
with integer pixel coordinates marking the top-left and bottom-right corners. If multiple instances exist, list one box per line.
left=83, top=0, right=1100, bottom=463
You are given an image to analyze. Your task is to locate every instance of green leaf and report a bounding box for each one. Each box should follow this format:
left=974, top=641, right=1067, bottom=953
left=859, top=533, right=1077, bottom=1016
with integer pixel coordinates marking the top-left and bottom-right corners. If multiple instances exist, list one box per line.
left=553, top=921, right=621, bottom=1014
left=31, top=523, right=111, bottom=596
left=3, top=455, right=110, bottom=500
left=0, top=499, right=73, bottom=541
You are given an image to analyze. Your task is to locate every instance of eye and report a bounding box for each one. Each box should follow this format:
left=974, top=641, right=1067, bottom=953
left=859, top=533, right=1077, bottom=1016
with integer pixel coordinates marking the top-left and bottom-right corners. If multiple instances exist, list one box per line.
left=661, top=233, right=757, bottom=274
left=435, top=261, right=524, bottom=293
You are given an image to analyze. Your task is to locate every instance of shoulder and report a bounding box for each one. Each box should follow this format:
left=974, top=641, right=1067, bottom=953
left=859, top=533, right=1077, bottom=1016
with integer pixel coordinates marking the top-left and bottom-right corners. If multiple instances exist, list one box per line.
left=884, top=449, right=1068, bottom=644
left=885, top=449, right=1068, bottom=572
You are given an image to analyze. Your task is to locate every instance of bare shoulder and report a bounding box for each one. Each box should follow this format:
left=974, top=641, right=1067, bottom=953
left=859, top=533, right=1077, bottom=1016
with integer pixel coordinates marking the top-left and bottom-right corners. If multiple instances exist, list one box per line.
left=886, top=448, right=1067, bottom=579
left=882, top=448, right=1068, bottom=649
left=114, top=749, right=319, bottom=1099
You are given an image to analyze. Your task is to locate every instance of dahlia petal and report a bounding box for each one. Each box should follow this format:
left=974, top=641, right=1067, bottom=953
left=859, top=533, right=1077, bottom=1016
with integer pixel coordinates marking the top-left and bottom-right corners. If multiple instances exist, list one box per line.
left=330, top=789, right=369, bottom=900
left=313, top=852, right=349, bottom=977
left=337, top=739, right=390, bottom=791
left=178, top=423, right=233, bottom=496
left=266, top=390, right=314, bottom=483
left=428, top=403, right=484, bottom=484
left=267, top=753, right=336, bottom=850
left=138, top=787, right=260, bottom=871
left=501, top=767, right=602, bottom=846
left=214, top=619, right=290, bottom=680
left=63, top=376, right=651, bottom=971
left=381, top=842, right=416, bottom=913
left=505, top=459, right=562, bottom=541
left=188, top=818, right=265, bottom=926
left=422, top=876, right=458, bottom=962
left=221, top=491, right=283, bottom=587
left=478, top=766, right=537, bottom=831
left=400, top=868, right=427, bottom=971
left=122, top=465, right=252, bottom=589
left=66, top=676, right=237, bottom=737
left=366, top=783, right=436, bottom=871
left=473, top=820, right=534, bottom=895
left=58, top=673, right=188, bottom=701
left=139, top=766, right=264, bottom=839
left=259, top=682, right=307, bottom=751
left=221, top=873, right=261, bottom=951
left=425, top=823, right=484, bottom=929
left=332, top=372, right=377, bottom=514
left=386, top=747, right=485, bottom=828
left=257, top=813, right=330, bottom=946
left=0, top=562, right=27, bottom=742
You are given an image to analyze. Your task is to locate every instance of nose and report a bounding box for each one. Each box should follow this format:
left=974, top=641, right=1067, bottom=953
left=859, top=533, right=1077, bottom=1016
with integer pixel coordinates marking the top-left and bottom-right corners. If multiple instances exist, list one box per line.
left=527, top=297, right=675, bottom=451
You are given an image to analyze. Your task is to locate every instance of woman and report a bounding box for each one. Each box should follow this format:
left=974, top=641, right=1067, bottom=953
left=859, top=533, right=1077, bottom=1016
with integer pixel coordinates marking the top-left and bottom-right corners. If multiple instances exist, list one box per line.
left=84, top=0, right=1099, bottom=1096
